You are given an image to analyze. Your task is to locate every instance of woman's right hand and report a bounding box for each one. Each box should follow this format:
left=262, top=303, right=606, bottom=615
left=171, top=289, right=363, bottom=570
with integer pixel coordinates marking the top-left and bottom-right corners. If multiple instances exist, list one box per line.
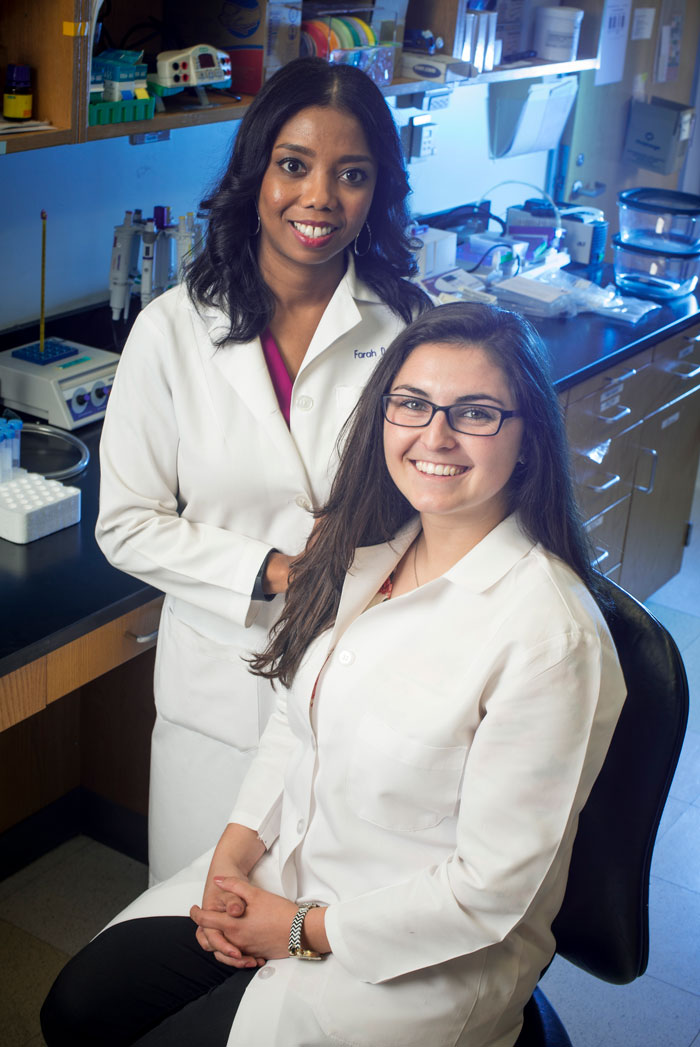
left=262, top=551, right=294, bottom=595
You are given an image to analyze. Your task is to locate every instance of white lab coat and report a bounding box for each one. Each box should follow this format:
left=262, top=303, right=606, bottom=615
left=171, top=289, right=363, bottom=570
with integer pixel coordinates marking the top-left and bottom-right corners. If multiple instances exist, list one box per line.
left=96, top=257, right=409, bottom=881
left=109, top=514, right=626, bottom=1047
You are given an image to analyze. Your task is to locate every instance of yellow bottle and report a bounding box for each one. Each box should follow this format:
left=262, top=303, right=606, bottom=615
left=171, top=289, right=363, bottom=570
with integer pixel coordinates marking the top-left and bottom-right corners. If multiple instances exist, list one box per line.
left=3, top=63, right=33, bottom=120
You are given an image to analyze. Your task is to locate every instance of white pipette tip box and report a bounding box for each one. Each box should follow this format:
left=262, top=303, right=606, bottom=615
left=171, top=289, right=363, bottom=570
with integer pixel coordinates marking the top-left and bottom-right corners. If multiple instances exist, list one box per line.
left=0, top=472, right=81, bottom=544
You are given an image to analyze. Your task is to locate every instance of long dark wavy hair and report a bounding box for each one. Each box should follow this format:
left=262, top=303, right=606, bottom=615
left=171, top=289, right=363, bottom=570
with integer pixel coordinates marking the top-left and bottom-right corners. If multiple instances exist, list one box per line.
left=250, top=302, right=603, bottom=686
left=185, top=58, right=428, bottom=341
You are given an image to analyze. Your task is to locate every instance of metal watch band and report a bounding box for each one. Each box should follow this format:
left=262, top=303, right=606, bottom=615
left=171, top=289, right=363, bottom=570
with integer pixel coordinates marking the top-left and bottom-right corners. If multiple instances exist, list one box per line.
left=288, top=902, right=323, bottom=960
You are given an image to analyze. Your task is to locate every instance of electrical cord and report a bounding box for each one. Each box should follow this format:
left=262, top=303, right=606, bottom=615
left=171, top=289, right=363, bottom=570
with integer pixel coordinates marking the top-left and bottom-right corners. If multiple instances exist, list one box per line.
left=463, top=243, right=522, bottom=276
left=476, top=180, right=565, bottom=245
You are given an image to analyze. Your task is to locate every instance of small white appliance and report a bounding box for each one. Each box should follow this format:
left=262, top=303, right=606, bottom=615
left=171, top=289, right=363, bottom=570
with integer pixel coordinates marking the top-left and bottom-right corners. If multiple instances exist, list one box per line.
left=0, top=338, right=119, bottom=430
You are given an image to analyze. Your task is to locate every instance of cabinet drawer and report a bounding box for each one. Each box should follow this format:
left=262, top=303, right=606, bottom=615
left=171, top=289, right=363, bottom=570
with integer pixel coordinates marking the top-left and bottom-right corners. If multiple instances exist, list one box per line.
left=566, top=372, right=648, bottom=449
left=46, top=597, right=163, bottom=704
left=0, top=659, right=47, bottom=732
left=604, top=563, right=622, bottom=584
left=585, top=497, right=631, bottom=574
left=566, top=349, right=653, bottom=406
left=572, top=424, right=640, bottom=521
left=648, top=325, right=700, bottom=413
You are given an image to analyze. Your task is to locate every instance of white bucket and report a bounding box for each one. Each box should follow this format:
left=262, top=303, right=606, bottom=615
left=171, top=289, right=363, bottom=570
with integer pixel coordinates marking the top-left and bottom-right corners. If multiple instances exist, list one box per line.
left=533, top=6, right=583, bottom=62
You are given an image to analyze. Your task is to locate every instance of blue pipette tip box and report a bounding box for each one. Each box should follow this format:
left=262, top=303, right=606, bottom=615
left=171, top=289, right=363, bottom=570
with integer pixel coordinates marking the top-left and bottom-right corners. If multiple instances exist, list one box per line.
left=12, top=340, right=80, bottom=366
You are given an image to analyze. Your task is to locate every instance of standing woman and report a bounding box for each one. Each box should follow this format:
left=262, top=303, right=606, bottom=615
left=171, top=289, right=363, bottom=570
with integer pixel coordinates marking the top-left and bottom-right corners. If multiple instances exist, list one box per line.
left=96, top=57, right=430, bottom=882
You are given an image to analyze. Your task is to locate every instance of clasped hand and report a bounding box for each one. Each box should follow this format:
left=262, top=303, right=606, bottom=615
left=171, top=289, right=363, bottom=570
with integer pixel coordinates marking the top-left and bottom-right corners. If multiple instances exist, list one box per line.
left=191, top=876, right=298, bottom=969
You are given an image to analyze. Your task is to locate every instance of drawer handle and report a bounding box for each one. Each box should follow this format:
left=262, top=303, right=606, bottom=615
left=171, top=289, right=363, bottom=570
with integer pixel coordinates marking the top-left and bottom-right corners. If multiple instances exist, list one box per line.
left=591, top=547, right=609, bottom=568
left=127, top=628, right=159, bottom=644
left=667, top=360, right=700, bottom=380
left=597, top=405, right=631, bottom=424
left=606, top=367, right=637, bottom=383
left=586, top=472, right=621, bottom=493
left=635, top=447, right=658, bottom=495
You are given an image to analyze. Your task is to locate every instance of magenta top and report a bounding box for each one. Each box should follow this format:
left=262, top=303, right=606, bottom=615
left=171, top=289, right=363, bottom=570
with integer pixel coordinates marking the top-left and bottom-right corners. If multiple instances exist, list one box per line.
left=260, top=327, right=293, bottom=427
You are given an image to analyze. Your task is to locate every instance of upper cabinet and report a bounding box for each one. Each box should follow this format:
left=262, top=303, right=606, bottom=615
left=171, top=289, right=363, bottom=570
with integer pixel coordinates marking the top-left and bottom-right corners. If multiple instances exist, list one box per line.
left=1, top=0, right=602, bottom=154
left=0, top=0, right=91, bottom=153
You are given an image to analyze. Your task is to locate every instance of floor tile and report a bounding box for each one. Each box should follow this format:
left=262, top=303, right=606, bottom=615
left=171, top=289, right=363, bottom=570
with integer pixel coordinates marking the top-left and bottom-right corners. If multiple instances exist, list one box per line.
left=656, top=795, right=691, bottom=840
left=651, top=803, right=700, bottom=892
left=681, top=636, right=700, bottom=733
left=540, top=958, right=700, bottom=1047
left=668, top=730, right=700, bottom=805
left=0, top=835, right=89, bottom=903
left=0, top=837, right=147, bottom=956
left=645, top=602, right=700, bottom=653
left=0, top=919, right=68, bottom=1047
left=646, top=876, right=700, bottom=996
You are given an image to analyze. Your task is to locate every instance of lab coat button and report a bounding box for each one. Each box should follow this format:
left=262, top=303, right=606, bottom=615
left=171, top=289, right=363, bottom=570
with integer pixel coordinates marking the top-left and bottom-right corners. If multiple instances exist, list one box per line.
left=296, top=818, right=305, bottom=834
left=258, top=965, right=275, bottom=979
left=296, top=395, right=314, bottom=411
left=338, top=650, right=354, bottom=666
left=295, top=494, right=312, bottom=510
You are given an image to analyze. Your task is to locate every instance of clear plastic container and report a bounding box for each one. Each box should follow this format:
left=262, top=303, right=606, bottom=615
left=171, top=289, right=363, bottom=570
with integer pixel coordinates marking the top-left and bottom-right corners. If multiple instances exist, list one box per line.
left=612, top=234, right=700, bottom=300
left=618, top=188, right=700, bottom=254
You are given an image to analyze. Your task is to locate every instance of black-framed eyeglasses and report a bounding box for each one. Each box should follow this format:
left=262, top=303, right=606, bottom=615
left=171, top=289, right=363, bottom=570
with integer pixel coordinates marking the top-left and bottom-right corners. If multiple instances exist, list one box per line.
left=381, top=394, right=520, bottom=436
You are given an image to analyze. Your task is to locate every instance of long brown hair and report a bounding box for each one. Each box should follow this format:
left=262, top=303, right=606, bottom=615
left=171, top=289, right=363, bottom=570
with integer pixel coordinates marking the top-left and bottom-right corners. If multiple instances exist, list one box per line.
left=249, top=302, right=600, bottom=687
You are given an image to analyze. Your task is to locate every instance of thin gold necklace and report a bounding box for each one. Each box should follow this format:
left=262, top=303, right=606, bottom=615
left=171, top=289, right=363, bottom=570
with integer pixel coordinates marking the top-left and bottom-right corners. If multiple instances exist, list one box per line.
left=413, top=536, right=421, bottom=588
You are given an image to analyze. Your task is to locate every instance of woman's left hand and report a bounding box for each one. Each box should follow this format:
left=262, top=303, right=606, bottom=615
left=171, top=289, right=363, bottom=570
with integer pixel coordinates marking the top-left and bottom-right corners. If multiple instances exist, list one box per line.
left=191, top=878, right=321, bottom=963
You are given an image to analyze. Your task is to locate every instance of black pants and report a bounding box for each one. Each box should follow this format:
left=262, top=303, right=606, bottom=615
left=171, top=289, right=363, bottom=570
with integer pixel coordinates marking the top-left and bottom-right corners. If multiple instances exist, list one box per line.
left=41, top=916, right=257, bottom=1046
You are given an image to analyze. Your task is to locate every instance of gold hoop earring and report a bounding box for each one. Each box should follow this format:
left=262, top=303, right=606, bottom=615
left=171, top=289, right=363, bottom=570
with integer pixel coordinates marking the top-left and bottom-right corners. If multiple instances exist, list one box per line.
left=354, top=221, right=371, bottom=257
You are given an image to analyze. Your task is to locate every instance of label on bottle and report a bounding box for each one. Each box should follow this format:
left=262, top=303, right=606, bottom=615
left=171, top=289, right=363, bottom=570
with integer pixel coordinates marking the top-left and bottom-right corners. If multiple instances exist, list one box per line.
left=3, top=92, right=33, bottom=119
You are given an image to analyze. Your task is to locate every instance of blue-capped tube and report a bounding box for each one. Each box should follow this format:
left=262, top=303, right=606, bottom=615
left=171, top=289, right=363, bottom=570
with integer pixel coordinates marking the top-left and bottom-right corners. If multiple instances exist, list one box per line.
left=0, top=428, right=9, bottom=484
left=8, top=418, right=22, bottom=474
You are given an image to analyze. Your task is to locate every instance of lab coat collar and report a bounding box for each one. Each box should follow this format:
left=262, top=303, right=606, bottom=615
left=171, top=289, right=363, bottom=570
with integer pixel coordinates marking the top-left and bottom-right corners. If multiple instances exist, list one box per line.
left=329, top=515, right=534, bottom=645
left=328, top=519, right=420, bottom=646
left=299, top=254, right=383, bottom=373
left=187, top=296, right=310, bottom=487
left=443, top=514, right=535, bottom=593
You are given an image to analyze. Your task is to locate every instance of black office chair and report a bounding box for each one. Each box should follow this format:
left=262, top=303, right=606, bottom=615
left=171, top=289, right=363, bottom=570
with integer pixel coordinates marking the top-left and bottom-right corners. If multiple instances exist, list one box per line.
left=515, top=577, right=690, bottom=1047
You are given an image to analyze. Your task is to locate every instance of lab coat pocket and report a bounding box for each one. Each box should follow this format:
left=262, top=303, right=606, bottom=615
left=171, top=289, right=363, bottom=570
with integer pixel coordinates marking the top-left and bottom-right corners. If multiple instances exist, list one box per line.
left=315, top=952, right=478, bottom=1047
left=154, top=605, right=260, bottom=751
left=346, top=714, right=467, bottom=831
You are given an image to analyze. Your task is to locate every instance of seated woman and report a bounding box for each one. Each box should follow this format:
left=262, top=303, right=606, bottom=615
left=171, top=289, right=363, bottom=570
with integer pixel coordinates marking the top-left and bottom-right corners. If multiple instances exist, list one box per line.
left=41, top=303, right=626, bottom=1047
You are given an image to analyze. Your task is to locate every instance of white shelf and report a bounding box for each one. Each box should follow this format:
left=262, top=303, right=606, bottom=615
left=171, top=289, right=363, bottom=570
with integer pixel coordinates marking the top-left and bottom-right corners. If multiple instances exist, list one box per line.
left=387, top=57, right=599, bottom=97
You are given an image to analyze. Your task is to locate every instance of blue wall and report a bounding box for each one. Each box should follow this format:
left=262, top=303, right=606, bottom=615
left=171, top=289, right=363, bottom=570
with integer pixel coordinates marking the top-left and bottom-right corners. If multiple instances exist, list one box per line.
left=0, top=85, right=550, bottom=330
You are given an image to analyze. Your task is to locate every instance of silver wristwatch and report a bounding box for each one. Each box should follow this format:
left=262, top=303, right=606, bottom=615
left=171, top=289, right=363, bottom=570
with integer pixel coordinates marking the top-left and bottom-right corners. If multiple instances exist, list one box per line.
left=288, top=902, right=323, bottom=960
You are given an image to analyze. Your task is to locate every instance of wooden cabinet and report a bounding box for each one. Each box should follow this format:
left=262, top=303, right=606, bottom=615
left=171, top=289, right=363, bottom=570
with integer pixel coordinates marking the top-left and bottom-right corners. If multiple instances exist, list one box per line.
left=565, top=323, right=700, bottom=599
left=0, top=0, right=90, bottom=153
left=565, top=353, right=651, bottom=581
left=619, top=333, right=700, bottom=599
left=0, top=597, right=162, bottom=866
left=0, top=597, right=163, bottom=732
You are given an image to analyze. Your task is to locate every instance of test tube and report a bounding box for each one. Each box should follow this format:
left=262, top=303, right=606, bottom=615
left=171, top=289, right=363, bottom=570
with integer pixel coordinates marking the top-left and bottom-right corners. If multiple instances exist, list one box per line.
left=9, top=418, right=22, bottom=474
left=0, top=429, right=9, bottom=484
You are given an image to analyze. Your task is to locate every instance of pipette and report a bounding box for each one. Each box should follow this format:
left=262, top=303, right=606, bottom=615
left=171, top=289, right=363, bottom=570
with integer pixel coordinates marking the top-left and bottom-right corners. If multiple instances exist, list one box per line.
left=40, top=210, right=47, bottom=354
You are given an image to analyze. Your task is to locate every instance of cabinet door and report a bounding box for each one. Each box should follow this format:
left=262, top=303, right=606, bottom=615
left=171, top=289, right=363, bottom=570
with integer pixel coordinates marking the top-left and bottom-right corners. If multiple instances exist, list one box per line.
left=619, top=391, right=700, bottom=601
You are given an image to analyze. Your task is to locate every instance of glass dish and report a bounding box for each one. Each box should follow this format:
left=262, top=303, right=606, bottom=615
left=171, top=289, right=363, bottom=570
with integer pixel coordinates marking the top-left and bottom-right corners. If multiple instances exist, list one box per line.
left=612, top=234, right=700, bottom=300
left=618, top=188, right=700, bottom=254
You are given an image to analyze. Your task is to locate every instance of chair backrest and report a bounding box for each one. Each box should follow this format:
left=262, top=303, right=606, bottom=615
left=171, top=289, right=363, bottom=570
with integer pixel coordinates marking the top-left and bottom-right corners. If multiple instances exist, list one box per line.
left=551, top=577, right=689, bottom=984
